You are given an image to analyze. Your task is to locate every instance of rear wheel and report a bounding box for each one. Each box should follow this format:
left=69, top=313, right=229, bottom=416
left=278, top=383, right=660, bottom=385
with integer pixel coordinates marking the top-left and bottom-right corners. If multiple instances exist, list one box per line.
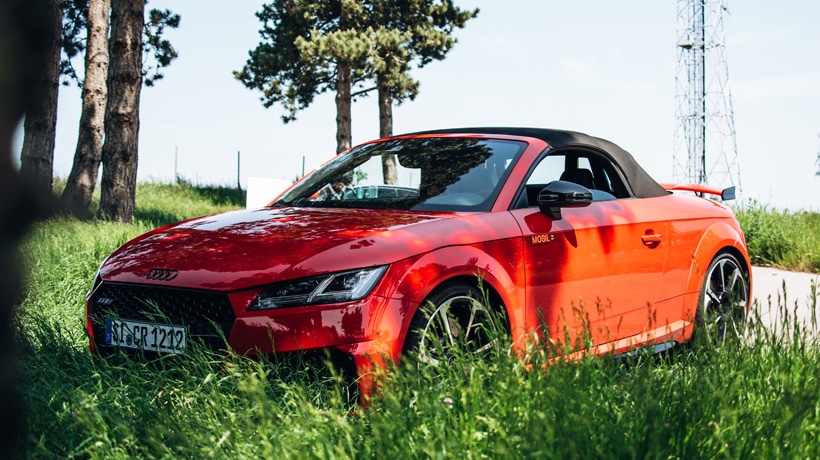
left=404, top=283, right=504, bottom=366
left=695, top=252, right=750, bottom=345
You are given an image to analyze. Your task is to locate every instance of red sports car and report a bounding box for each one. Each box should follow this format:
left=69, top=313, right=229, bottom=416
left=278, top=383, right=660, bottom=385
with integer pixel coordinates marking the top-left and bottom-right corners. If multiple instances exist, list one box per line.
left=87, top=128, right=751, bottom=384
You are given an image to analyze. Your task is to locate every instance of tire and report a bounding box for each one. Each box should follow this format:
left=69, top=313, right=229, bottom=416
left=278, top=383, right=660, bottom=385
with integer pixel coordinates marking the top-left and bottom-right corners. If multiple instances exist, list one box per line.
left=695, top=252, right=750, bottom=345
left=403, top=283, right=504, bottom=366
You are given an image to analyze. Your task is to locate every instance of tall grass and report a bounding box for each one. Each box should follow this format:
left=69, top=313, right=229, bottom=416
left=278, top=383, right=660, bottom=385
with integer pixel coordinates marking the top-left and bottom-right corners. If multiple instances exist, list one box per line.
left=736, top=201, right=820, bottom=273
left=133, top=178, right=244, bottom=228
left=51, top=179, right=245, bottom=227
left=11, top=184, right=820, bottom=458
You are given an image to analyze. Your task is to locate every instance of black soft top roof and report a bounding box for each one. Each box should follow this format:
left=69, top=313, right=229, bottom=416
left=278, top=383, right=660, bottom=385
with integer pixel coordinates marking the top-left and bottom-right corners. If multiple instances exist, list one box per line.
left=407, top=127, right=669, bottom=199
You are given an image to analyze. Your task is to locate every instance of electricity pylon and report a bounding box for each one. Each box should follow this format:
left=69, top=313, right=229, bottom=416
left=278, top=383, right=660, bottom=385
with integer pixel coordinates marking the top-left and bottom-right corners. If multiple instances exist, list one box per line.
left=673, top=0, right=740, bottom=190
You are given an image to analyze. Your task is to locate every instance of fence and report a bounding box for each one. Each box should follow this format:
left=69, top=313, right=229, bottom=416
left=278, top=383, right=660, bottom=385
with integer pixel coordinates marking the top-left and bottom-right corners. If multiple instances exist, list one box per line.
left=136, top=146, right=314, bottom=190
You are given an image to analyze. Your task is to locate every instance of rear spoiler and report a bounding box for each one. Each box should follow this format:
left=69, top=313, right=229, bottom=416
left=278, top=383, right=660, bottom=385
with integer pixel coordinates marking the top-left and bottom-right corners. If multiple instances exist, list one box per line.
left=660, top=183, right=736, bottom=201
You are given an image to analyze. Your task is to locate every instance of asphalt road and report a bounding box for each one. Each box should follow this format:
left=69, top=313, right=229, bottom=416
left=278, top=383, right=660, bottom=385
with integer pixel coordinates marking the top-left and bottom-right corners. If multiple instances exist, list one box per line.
left=751, top=266, right=819, bottom=334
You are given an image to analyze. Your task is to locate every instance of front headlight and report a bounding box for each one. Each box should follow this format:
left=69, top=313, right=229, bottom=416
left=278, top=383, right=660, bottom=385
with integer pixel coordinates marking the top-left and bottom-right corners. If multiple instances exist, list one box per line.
left=248, top=266, right=388, bottom=311
left=87, top=270, right=103, bottom=297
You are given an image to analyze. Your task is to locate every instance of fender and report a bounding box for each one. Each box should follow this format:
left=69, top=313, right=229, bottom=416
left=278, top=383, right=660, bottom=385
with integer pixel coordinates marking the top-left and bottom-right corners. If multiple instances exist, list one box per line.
left=683, top=220, right=752, bottom=304
left=389, top=240, right=527, bottom=351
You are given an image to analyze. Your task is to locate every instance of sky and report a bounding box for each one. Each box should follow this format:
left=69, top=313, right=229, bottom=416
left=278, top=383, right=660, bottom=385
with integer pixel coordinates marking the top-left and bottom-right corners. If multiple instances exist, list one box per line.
left=15, top=0, right=820, bottom=210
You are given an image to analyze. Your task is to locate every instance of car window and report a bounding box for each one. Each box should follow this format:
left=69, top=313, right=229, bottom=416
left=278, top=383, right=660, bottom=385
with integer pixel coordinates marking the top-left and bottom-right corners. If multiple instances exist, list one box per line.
left=526, top=155, right=563, bottom=184
left=517, top=150, right=629, bottom=208
left=275, top=138, right=527, bottom=212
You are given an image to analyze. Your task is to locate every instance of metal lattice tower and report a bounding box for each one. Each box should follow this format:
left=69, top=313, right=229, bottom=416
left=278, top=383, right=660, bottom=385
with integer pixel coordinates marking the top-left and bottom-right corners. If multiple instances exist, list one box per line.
left=673, top=0, right=740, bottom=189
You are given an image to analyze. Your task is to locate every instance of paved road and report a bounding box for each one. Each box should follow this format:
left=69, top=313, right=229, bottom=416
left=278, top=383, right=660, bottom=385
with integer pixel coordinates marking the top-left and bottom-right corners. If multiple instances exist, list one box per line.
left=751, top=266, right=819, bottom=334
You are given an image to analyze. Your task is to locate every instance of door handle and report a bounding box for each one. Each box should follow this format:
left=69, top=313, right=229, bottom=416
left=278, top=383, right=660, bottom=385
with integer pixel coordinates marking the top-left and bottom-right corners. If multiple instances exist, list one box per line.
left=641, top=233, right=662, bottom=248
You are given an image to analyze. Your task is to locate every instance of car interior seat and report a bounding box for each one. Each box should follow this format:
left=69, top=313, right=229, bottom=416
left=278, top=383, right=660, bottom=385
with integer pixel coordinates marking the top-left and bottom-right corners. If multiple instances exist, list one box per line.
left=559, top=168, right=595, bottom=189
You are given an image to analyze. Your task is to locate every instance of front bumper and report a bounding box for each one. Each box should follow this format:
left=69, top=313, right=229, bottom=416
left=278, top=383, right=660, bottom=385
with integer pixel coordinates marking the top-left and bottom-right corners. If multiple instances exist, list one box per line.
left=87, top=281, right=411, bottom=373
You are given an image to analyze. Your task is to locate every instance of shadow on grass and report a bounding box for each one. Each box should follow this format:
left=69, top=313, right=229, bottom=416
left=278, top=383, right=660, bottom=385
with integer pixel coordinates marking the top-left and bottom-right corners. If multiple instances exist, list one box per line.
left=175, top=177, right=245, bottom=208
left=132, top=207, right=189, bottom=228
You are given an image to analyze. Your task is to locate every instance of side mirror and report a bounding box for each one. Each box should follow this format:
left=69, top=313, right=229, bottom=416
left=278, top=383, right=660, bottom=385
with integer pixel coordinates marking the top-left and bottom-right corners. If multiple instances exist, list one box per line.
left=537, top=180, right=593, bottom=220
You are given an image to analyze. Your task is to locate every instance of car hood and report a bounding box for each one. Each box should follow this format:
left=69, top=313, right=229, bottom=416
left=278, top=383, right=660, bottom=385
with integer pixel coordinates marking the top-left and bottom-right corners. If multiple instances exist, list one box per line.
left=100, top=207, right=460, bottom=290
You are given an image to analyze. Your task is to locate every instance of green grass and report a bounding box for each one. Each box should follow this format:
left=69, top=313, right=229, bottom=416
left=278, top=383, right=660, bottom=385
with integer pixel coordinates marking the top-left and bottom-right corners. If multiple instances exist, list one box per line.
left=735, top=201, right=820, bottom=273
left=52, top=178, right=245, bottom=227
left=11, top=184, right=820, bottom=458
left=132, top=178, right=244, bottom=228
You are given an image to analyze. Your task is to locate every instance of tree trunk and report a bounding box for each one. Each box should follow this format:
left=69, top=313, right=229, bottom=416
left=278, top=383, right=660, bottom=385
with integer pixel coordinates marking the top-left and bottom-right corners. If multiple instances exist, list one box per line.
left=62, top=0, right=111, bottom=212
left=335, top=62, right=352, bottom=154
left=378, top=84, right=398, bottom=185
left=18, top=0, right=62, bottom=195
left=334, top=3, right=353, bottom=155
left=98, top=0, right=143, bottom=222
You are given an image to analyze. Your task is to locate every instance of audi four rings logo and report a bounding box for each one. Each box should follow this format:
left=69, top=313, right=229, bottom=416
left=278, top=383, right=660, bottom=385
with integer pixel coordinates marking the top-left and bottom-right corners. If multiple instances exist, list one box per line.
left=145, top=268, right=179, bottom=281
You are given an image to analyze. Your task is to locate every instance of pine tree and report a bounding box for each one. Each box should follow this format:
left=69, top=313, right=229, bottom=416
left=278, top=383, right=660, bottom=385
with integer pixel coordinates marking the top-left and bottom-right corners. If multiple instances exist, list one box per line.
left=17, top=0, right=62, bottom=195
left=62, top=2, right=179, bottom=217
left=365, top=0, right=478, bottom=183
left=62, top=0, right=110, bottom=212
left=236, top=0, right=372, bottom=154
left=98, top=0, right=144, bottom=222
left=237, top=0, right=477, bottom=170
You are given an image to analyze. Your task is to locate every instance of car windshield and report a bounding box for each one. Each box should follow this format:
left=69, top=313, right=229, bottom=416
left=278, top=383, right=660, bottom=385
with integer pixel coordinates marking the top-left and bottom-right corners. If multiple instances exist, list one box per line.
left=274, top=137, right=527, bottom=212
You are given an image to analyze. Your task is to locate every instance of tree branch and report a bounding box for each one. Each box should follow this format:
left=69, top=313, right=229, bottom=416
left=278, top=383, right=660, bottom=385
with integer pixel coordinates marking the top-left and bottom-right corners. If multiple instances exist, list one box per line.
left=351, top=85, right=377, bottom=98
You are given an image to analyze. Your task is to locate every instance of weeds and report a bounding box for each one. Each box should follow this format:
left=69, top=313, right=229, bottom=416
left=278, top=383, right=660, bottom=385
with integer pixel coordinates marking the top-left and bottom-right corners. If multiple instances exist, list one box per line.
left=10, top=184, right=820, bottom=457
left=736, top=201, right=820, bottom=273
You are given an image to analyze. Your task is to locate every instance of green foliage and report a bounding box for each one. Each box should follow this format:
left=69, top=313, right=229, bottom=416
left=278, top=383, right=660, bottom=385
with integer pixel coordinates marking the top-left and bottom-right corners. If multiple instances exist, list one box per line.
left=53, top=178, right=244, bottom=228
left=59, top=1, right=180, bottom=87
left=735, top=201, right=820, bottom=273
left=234, top=0, right=354, bottom=122
left=366, top=0, right=478, bottom=103
left=142, top=8, right=181, bottom=86
left=60, top=0, right=88, bottom=85
left=235, top=0, right=478, bottom=120
left=12, top=185, right=820, bottom=457
left=133, top=180, right=244, bottom=228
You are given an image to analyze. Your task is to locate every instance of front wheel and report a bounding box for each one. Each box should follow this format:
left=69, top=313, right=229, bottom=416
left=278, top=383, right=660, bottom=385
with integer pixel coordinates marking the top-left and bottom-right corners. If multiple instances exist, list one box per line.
left=695, top=252, right=750, bottom=345
left=404, top=283, right=504, bottom=367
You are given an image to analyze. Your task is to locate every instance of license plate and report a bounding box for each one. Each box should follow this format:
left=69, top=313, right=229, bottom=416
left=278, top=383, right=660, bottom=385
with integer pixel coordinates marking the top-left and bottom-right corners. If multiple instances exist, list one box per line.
left=104, top=318, right=186, bottom=354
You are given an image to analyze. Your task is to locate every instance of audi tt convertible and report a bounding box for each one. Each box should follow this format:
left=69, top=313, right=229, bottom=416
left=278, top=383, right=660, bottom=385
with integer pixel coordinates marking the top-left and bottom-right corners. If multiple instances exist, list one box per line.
left=87, top=128, right=751, bottom=383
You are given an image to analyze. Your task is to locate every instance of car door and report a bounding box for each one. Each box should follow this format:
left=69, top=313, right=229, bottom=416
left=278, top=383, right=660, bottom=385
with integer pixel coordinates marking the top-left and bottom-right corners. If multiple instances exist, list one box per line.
left=510, top=150, right=669, bottom=349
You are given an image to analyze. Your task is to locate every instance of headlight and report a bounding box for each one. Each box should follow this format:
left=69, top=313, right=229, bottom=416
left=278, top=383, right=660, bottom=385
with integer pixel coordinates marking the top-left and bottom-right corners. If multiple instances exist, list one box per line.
left=87, top=270, right=103, bottom=297
left=248, top=266, right=388, bottom=311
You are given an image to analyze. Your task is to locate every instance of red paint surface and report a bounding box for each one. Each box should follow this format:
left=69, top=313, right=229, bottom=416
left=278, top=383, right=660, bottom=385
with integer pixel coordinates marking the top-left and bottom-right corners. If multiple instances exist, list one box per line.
left=87, top=132, right=751, bottom=391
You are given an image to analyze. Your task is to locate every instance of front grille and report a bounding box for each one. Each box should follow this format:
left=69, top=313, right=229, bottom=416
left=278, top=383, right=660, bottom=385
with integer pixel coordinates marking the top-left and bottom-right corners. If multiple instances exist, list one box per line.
left=89, top=282, right=236, bottom=353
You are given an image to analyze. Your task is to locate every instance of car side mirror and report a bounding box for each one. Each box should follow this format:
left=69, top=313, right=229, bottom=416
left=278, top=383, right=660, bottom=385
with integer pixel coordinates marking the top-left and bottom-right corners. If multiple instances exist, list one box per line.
left=537, top=180, right=593, bottom=220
